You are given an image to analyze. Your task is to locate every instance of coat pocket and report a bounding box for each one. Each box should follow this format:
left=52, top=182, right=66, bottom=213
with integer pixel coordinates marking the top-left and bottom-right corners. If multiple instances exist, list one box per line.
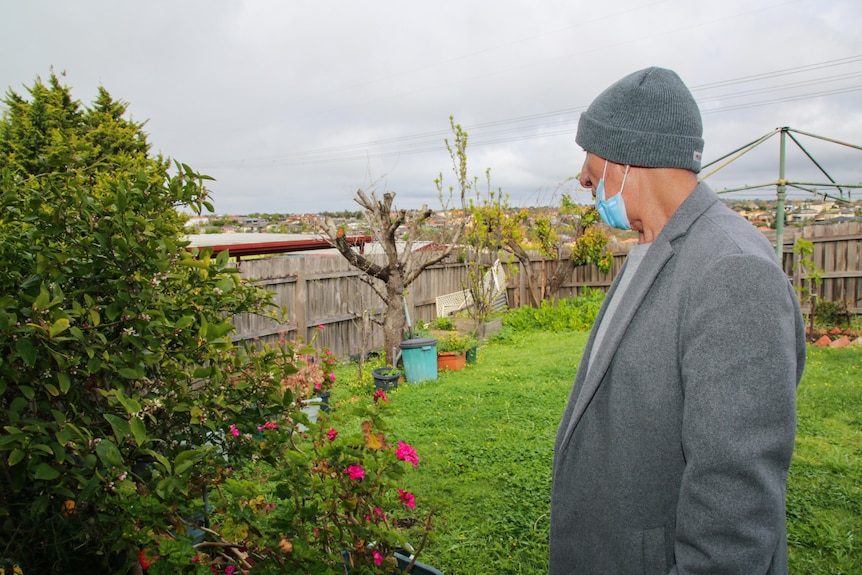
left=642, top=525, right=670, bottom=575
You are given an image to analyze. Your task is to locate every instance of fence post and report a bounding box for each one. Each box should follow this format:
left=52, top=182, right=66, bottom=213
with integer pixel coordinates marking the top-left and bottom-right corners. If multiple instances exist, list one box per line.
left=294, top=271, right=307, bottom=341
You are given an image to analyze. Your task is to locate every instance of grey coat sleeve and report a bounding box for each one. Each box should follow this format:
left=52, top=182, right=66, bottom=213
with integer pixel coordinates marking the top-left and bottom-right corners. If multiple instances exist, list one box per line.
left=673, top=253, right=802, bottom=574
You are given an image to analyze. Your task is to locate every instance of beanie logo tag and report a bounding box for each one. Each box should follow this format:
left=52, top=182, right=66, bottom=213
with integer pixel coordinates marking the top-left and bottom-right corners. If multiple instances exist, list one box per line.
left=693, top=150, right=702, bottom=162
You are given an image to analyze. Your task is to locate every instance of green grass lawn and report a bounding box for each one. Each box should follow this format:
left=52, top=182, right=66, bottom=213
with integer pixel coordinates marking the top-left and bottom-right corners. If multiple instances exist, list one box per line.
left=336, top=331, right=861, bottom=574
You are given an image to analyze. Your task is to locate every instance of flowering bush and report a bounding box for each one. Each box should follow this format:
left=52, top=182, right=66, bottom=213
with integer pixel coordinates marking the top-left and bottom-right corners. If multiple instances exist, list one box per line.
left=0, top=74, right=427, bottom=573
left=135, top=338, right=430, bottom=574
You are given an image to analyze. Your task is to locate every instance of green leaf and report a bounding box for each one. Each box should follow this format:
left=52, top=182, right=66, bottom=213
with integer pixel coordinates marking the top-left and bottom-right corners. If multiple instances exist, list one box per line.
left=130, top=417, right=147, bottom=447
left=105, top=302, right=122, bottom=321
left=193, top=365, right=213, bottom=378
left=7, top=449, right=26, bottom=466
left=173, top=449, right=202, bottom=476
left=104, top=414, right=130, bottom=442
left=52, top=410, right=67, bottom=426
left=19, top=385, right=35, bottom=400
left=56, top=427, right=74, bottom=445
left=87, top=357, right=102, bottom=373
left=206, top=321, right=235, bottom=340
left=33, top=289, right=51, bottom=311
left=15, top=339, right=37, bottom=367
left=176, top=258, right=211, bottom=270
left=119, top=367, right=142, bottom=379
left=141, top=449, right=171, bottom=475
left=215, top=277, right=234, bottom=294
left=49, top=318, right=70, bottom=337
left=53, top=442, right=66, bottom=464
left=58, top=372, right=71, bottom=394
left=113, top=389, right=141, bottom=415
left=89, top=307, right=101, bottom=327
left=34, top=463, right=62, bottom=480
left=216, top=248, right=230, bottom=266
left=95, top=439, right=125, bottom=468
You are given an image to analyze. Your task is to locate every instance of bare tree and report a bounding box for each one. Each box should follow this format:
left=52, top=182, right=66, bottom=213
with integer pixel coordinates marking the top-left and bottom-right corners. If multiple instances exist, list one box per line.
left=322, top=176, right=467, bottom=365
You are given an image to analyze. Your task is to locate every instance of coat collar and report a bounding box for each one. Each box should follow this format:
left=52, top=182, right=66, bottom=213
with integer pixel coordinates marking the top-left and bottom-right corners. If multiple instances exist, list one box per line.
left=556, top=182, right=719, bottom=459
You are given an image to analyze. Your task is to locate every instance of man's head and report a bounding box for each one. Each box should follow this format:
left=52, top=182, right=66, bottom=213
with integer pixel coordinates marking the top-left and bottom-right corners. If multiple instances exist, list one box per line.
left=576, top=67, right=704, bottom=174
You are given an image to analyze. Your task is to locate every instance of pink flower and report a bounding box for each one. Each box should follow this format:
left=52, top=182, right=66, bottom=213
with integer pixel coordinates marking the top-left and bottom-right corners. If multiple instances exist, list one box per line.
left=398, top=489, right=415, bottom=508
left=257, top=421, right=279, bottom=431
left=373, top=550, right=384, bottom=567
left=327, top=428, right=338, bottom=441
left=345, top=465, right=365, bottom=480
left=230, top=424, right=239, bottom=437
left=314, top=382, right=322, bottom=391
left=318, top=324, right=325, bottom=330
left=373, top=390, right=389, bottom=404
left=394, top=441, right=419, bottom=467
left=330, top=372, right=336, bottom=382
left=366, top=506, right=386, bottom=522
left=225, top=566, right=237, bottom=575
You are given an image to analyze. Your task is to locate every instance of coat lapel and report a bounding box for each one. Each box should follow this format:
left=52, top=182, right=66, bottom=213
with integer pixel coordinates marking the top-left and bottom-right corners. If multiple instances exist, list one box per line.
left=556, top=183, right=719, bottom=457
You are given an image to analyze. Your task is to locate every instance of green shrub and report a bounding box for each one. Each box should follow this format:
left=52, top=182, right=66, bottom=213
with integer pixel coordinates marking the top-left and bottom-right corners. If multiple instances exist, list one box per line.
left=431, top=316, right=456, bottom=331
left=502, top=289, right=606, bottom=333
left=814, top=299, right=852, bottom=328
left=436, top=332, right=477, bottom=354
left=0, top=164, right=275, bottom=572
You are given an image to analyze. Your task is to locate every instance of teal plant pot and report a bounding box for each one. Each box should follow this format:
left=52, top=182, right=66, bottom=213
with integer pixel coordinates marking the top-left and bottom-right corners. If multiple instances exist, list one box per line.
left=465, top=345, right=478, bottom=364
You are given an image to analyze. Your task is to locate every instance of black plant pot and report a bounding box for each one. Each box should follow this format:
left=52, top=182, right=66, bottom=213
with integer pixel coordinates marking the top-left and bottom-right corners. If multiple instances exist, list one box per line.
left=372, top=368, right=401, bottom=391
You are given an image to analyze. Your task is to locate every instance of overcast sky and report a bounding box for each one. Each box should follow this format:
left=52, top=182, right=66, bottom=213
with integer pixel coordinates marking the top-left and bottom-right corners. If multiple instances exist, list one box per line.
left=3, top=0, right=862, bottom=214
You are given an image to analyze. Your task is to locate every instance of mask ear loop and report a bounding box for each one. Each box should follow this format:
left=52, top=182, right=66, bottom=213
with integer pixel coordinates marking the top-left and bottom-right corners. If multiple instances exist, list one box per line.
left=601, top=160, right=609, bottom=182
left=619, top=165, right=630, bottom=192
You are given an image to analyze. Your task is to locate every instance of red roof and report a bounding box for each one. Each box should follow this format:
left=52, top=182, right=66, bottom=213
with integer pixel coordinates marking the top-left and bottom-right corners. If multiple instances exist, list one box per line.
left=187, top=234, right=374, bottom=258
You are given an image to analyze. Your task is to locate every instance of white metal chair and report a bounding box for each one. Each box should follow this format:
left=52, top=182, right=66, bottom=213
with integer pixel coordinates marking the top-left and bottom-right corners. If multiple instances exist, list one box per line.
left=435, top=259, right=507, bottom=317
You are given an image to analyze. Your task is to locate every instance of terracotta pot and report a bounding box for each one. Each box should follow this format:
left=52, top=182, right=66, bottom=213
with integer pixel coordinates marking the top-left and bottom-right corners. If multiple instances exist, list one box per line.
left=437, top=351, right=466, bottom=371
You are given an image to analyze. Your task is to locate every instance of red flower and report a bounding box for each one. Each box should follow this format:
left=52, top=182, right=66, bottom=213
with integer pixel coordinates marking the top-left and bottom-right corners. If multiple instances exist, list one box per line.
left=398, top=489, right=416, bottom=508
left=373, top=390, right=389, bottom=404
left=327, top=428, right=338, bottom=441
left=394, top=441, right=419, bottom=467
left=345, top=465, right=365, bottom=480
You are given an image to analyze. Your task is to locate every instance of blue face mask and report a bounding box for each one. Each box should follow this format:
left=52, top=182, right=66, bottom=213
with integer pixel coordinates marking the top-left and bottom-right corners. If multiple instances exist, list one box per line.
left=595, top=161, right=631, bottom=230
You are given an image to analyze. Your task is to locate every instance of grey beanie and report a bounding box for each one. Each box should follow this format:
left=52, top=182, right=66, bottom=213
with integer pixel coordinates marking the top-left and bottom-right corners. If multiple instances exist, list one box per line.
left=576, top=67, right=704, bottom=173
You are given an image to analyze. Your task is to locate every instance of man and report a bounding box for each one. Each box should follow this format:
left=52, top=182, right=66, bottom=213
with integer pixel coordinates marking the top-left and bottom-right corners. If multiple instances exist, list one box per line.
left=549, top=67, right=806, bottom=574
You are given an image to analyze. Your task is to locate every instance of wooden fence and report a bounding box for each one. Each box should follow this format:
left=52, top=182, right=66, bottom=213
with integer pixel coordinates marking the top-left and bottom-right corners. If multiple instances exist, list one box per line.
left=776, top=221, right=862, bottom=316
left=231, top=221, right=861, bottom=359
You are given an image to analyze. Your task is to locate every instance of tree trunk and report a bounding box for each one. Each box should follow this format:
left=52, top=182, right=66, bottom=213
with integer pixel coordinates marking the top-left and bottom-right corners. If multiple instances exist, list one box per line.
left=546, top=257, right=576, bottom=301
left=506, top=241, right=542, bottom=307
left=383, top=271, right=407, bottom=366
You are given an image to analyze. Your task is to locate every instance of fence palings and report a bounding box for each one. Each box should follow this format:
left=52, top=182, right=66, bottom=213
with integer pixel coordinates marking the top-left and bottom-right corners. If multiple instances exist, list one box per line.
left=230, top=222, right=861, bottom=359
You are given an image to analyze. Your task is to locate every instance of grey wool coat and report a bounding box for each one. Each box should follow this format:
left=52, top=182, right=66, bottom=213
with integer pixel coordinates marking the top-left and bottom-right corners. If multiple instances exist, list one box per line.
left=549, top=183, right=806, bottom=575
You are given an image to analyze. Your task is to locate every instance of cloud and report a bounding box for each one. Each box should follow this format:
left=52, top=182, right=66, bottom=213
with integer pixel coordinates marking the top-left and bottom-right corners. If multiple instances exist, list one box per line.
left=2, top=0, right=861, bottom=214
